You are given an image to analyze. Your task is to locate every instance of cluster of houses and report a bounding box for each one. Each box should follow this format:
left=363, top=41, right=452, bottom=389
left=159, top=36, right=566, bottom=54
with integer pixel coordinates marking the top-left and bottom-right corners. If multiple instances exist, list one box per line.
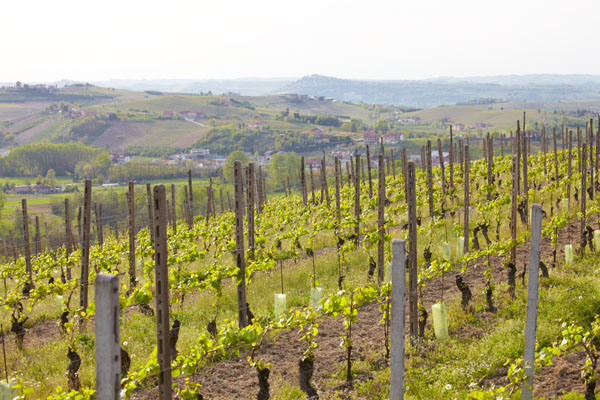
left=452, top=123, right=489, bottom=132
left=12, top=183, right=63, bottom=195
left=163, top=110, right=207, bottom=120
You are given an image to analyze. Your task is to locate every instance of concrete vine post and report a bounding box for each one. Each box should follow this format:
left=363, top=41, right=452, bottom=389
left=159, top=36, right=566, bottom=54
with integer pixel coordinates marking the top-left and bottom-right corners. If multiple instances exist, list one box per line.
left=521, top=204, right=543, bottom=400
left=152, top=185, right=172, bottom=400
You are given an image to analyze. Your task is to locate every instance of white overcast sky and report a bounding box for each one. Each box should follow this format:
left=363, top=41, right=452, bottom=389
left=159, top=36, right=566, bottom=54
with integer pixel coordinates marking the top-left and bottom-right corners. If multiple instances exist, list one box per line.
left=2, top=0, right=599, bottom=82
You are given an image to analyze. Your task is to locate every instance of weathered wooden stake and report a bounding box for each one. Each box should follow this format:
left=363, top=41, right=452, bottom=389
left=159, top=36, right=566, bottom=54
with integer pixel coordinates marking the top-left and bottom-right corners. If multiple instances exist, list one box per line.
left=391, top=149, right=396, bottom=179
left=146, top=183, right=155, bottom=244
left=127, top=182, right=136, bottom=288
left=354, top=154, right=361, bottom=239
left=581, top=146, right=587, bottom=247
left=522, top=124, right=529, bottom=223
left=234, top=161, right=248, bottom=328
left=553, top=128, right=559, bottom=184
left=247, top=163, right=255, bottom=261
left=21, top=199, right=33, bottom=286
left=463, top=145, right=470, bottom=254
left=80, top=180, right=92, bottom=311
left=334, top=158, right=341, bottom=224
left=187, top=169, right=194, bottom=220
left=407, top=162, right=418, bottom=340
left=34, top=216, right=41, bottom=256
left=377, top=154, right=385, bottom=285
left=449, top=126, right=454, bottom=191
left=366, top=145, right=373, bottom=197
left=321, top=157, right=330, bottom=205
left=309, top=164, right=316, bottom=204
left=300, top=157, right=308, bottom=206
left=438, top=138, right=446, bottom=197
left=170, top=184, right=177, bottom=233
left=426, top=140, right=434, bottom=217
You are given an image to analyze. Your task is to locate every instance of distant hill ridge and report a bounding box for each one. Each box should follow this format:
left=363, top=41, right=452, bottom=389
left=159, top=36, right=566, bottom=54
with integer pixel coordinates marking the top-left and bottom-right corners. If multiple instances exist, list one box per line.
left=5, top=74, right=600, bottom=107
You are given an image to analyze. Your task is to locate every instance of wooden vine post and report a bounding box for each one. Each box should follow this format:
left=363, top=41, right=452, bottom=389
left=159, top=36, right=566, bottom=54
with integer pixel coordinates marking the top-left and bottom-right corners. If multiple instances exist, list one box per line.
left=321, top=157, right=330, bottom=205
left=522, top=204, right=542, bottom=400
left=247, top=163, right=256, bottom=261
left=581, top=146, right=587, bottom=249
left=234, top=161, right=248, bottom=328
left=300, top=157, right=308, bottom=206
left=516, top=124, right=521, bottom=195
left=258, top=166, right=265, bottom=213
left=34, top=216, right=41, bottom=256
left=568, top=131, right=573, bottom=207
left=128, top=181, right=136, bottom=288
left=391, top=149, right=396, bottom=179
left=402, top=148, right=408, bottom=198
left=183, top=186, right=191, bottom=228
left=366, top=145, right=373, bottom=197
left=65, top=199, right=73, bottom=261
left=152, top=184, right=172, bottom=400
left=542, top=126, right=548, bottom=176
left=589, top=120, right=594, bottom=200
left=510, top=154, right=518, bottom=266
left=309, top=164, right=316, bottom=204
left=354, top=154, right=361, bottom=239
left=76, top=206, right=82, bottom=250
left=553, top=128, right=559, bottom=183
left=334, top=158, right=341, bottom=224
left=377, top=154, right=385, bottom=284
left=596, top=117, right=600, bottom=174
left=171, top=184, right=177, bottom=232
left=80, top=180, right=92, bottom=312
left=21, top=199, right=33, bottom=286
left=438, top=138, right=446, bottom=197
left=522, top=123, right=529, bottom=224
left=449, top=125, right=454, bottom=191
left=146, top=183, right=155, bottom=244
left=487, top=133, right=493, bottom=200
left=426, top=140, right=434, bottom=217
left=407, top=162, right=418, bottom=340
left=187, top=169, right=194, bottom=220
left=463, top=145, right=470, bottom=254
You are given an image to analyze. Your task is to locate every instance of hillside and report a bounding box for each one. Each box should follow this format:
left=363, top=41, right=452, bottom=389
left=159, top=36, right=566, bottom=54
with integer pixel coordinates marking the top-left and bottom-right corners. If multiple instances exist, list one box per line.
left=279, top=74, right=600, bottom=107
left=0, top=83, right=595, bottom=155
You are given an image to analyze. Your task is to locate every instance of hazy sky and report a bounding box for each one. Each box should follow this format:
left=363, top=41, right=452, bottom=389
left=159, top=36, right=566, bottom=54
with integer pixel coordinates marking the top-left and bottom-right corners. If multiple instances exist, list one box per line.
left=2, top=0, right=599, bottom=82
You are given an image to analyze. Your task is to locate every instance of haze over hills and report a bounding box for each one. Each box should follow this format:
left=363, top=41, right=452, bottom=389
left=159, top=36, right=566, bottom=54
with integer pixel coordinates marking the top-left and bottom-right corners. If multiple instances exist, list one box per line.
left=4, top=74, right=600, bottom=108
left=95, top=74, right=600, bottom=107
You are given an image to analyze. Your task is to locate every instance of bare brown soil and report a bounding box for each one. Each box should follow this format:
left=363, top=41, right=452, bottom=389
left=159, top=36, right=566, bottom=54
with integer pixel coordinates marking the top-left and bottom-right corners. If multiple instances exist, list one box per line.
left=130, top=216, right=596, bottom=399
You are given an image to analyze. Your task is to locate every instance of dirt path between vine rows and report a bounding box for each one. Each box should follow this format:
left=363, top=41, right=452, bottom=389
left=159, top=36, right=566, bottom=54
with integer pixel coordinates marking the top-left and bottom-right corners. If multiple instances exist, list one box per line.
left=132, top=217, right=598, bottom=399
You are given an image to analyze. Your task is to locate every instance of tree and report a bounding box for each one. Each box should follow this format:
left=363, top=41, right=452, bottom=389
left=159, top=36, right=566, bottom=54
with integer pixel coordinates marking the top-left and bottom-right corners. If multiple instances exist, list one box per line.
left=267, top=152, right=300, bottom=190
left=92, top=152, right=112, bottom=177
left=374, top=120, right=389, bottom=134
left=45, top=169, right=57, bottom=187
left=224, top=150, right=249, bottom=183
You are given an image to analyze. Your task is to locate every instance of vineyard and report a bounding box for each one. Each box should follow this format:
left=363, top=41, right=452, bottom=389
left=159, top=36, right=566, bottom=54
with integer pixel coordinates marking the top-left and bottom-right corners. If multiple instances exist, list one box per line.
left=2, top=117, right=600, bottom=399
